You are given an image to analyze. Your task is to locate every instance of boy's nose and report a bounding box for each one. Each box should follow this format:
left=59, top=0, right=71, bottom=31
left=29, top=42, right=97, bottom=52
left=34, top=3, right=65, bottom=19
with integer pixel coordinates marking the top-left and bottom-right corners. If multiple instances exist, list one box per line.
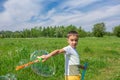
left=73, top=41, right=77, bottom=44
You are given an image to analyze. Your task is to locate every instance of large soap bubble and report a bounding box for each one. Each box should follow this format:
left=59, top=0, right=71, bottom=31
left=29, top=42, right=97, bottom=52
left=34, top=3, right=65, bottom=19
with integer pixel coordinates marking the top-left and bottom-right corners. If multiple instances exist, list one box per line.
left=0, top=76, right=8, bottom=80
left=0, top=73, right=17, bottom=80
left=30, top=50, right=55, bottom=77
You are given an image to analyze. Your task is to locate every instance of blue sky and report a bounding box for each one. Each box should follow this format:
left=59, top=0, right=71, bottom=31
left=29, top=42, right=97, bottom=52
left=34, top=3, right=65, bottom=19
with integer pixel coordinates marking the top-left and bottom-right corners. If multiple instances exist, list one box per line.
left=0, top=0, right=120, bottom=32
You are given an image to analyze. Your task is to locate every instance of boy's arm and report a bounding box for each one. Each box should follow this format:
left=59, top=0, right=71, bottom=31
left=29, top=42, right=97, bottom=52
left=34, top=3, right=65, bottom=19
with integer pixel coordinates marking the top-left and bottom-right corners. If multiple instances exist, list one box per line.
left=37, top=49, right=65, bottom=62
left=48, top=49, right=65, bottom=56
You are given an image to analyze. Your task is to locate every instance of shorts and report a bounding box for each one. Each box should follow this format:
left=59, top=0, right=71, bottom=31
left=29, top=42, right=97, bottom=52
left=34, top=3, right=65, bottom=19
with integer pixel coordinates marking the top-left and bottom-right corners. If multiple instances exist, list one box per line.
left=65, top=74, right=81, bottom=80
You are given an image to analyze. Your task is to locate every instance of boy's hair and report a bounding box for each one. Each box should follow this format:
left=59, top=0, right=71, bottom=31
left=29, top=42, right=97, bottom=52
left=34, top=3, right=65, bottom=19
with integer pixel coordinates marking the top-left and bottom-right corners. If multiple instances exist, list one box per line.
left=67, top=31, right=79, bottom=38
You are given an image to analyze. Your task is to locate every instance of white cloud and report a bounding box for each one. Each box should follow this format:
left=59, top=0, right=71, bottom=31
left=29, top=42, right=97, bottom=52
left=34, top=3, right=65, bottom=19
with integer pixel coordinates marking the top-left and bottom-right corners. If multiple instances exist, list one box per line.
left=5, top=0, right=41, bottom=21
left=45, top=3, right=120, bottom=31
left=0, top=0, right=43, bottom=31
left=0, top=0, right=120, bottom=31
left=59, top=0, right=99, bottom=10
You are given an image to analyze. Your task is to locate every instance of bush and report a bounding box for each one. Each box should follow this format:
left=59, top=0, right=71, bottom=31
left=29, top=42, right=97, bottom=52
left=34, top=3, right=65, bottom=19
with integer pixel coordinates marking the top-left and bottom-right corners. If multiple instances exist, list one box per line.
left=113, top=25, right=120, bottom=37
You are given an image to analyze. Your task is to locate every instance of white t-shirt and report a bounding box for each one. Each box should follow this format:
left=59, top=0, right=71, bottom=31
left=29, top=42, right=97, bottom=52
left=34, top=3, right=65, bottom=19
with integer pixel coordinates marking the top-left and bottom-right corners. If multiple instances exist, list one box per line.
left=63, top=45, right=80, bottom=75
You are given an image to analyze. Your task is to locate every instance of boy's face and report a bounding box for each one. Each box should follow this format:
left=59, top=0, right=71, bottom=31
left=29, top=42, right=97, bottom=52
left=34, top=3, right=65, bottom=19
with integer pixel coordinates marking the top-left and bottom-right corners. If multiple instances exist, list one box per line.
left=67, top=35, right=79, bottom=48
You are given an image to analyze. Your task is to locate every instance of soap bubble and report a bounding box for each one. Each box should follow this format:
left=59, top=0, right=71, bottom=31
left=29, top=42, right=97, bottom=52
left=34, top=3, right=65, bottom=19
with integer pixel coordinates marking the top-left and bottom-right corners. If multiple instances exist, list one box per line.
left=30, top=50, right=55, bottom=77
left=0, top=76, right=8, bottom=80
left=0, top=73, right=17, bottom=80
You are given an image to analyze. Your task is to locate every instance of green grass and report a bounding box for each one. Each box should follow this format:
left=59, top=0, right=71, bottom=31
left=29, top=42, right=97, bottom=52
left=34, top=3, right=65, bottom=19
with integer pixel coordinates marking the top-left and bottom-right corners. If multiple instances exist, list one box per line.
left=0, top=37, right=120, bottom=80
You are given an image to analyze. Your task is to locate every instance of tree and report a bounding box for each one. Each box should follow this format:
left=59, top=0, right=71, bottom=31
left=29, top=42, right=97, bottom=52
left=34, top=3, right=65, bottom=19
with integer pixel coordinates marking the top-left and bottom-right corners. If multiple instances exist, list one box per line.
left=77, top=26, right=87, bottom=37
left=113, top=25, right=120, bottom=37
left=66, top=25, right=77, bottom=32
left=92, top=22, right=106, bottom=37
left=12, top=31, right=22, bottom=38
left=54, top=26, right=64, bottom=37
left=0, top=31, right=13, bottom=38
left=31, top=27, right=40, bottom=37
left=22, top=29, right=31, bottom=38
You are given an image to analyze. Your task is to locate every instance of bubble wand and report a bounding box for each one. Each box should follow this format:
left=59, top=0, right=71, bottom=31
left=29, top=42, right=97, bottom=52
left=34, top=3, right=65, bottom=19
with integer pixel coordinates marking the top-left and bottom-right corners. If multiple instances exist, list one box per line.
left=15, top=58, right=42, bottom=71
left=81, top=62, right=88, bottom=80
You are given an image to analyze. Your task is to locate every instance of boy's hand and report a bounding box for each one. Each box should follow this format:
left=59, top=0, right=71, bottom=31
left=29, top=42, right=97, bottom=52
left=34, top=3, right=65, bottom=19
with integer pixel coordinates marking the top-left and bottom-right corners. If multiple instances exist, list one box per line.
left=78, top=65, right=87, bottom=70
left=37, top=54, right=50, bottom=62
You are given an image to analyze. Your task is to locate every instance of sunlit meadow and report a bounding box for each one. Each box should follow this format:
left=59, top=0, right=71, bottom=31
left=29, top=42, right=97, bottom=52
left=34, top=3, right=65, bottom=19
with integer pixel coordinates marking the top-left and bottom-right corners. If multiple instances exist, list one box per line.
left=0, top=37, right=120, bottom=80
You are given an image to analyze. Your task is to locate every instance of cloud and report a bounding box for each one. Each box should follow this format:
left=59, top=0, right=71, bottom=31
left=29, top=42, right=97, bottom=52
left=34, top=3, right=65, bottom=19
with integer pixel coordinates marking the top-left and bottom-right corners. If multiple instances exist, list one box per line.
left=0, top=0, right=43, bottom=30
left=59, top=0, right=99, bottom=10
left=0, top=0, right=120, bottom=31
left=43, top=3, right=120, bottom=28
left=45, top=1, right=120, bottom=31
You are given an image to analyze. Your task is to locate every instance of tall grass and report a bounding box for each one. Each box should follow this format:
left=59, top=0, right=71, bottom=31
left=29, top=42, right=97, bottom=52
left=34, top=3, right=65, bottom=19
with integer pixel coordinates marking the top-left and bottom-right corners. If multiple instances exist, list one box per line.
left=0, top=37, right=120, bottom=80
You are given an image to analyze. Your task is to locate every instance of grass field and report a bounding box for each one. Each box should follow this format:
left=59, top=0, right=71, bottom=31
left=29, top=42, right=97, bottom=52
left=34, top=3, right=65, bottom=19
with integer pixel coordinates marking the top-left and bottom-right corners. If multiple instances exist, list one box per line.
left=0, top=37, right=120, bottom=80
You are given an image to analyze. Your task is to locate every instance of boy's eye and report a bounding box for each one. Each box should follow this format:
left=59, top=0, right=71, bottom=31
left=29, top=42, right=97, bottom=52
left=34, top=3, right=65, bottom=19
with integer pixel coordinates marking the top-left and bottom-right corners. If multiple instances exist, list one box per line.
left=75, top=39, right=78, bottom=41
left=70, top=39, right=78, bottom=41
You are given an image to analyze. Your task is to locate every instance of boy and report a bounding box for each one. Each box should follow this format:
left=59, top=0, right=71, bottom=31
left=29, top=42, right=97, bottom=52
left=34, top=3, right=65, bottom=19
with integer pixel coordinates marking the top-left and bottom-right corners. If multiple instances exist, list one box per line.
left=37, top=31, right=85, bottom=80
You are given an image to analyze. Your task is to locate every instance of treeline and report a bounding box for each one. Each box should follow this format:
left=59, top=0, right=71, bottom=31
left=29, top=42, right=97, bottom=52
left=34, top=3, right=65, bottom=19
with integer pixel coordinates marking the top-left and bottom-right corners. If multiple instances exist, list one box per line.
left=0, top=22, right=120, bottom=38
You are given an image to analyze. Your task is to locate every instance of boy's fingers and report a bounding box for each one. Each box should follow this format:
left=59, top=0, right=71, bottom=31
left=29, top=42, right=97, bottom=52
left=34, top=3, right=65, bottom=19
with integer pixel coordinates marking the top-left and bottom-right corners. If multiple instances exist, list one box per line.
left=37, top=55, right=47, bottom=62
left=42, top=59, right=46, bottom=62
left=37, top=56, right=41, bottom=59
left=37, top=55, right=45, bottom=59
